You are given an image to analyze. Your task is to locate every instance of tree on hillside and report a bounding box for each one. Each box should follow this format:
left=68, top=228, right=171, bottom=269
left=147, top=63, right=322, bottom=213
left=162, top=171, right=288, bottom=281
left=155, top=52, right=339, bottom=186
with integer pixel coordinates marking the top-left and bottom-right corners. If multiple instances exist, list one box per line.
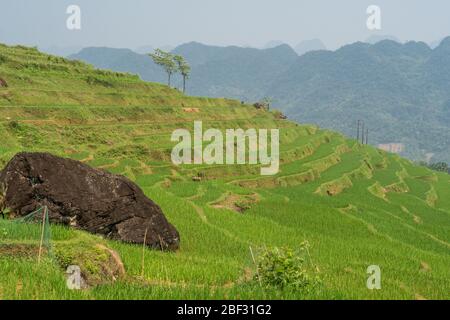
left=174, top=55, right=191, bottom=93
left=428, top=162, right=449, bottom=173
left=417, top=161, right=449, bottom=174
left=149, top=49, right=177, bottom=87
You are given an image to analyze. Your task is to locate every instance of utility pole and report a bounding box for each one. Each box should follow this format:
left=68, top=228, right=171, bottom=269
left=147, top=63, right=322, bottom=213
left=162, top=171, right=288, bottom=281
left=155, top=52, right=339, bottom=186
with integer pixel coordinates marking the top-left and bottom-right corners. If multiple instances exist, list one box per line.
left=361, top=121, right=365, bottom=144
left=365, top=128, right=369, bottom=145
left=357, top=120, right=361, bottom=142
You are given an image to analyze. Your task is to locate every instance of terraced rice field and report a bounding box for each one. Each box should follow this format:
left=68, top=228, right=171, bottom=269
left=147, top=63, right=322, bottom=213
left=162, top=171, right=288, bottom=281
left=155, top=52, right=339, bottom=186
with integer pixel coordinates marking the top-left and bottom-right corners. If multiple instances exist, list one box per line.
left=0, top=44, right=449, bottom=299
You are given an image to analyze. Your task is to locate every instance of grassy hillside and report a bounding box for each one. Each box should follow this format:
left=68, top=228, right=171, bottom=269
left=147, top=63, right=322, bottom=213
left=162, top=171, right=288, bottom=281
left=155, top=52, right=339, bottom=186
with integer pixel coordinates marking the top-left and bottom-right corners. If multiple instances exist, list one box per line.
left=71, top=40, right=450, bottom=163
left=0, top=44, right=449, bottom=300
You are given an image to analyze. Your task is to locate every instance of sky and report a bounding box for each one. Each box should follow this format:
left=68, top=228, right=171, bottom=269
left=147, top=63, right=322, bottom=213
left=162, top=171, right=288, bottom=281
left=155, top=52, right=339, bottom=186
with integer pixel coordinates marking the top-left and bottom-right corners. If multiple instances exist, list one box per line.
left=0, top=0, right=449, bottom=51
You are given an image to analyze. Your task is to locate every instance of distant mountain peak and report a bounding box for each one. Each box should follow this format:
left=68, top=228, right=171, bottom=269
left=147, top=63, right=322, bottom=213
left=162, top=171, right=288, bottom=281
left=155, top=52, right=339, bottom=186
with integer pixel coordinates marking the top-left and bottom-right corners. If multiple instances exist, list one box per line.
left=371, top=39, right=405, bottom=54
left=337, top=41, right=370, bottom=53
left=372, top=39, right=403, bottom=47
left=437, top=36, right=450, bottom=49
left=365, top=34, right=401, bottom=44
left=294, top=39, right=326, bottom=56
left=266, top=43, right=296, bottom=53
left=263, top=40, right=286, bottom=49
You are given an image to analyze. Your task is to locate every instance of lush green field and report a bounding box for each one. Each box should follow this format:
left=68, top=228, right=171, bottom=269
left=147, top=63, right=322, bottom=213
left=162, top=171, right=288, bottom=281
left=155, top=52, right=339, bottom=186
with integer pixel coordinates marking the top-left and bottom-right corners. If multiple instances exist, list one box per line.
left=0, top=44, right=449, bottom=300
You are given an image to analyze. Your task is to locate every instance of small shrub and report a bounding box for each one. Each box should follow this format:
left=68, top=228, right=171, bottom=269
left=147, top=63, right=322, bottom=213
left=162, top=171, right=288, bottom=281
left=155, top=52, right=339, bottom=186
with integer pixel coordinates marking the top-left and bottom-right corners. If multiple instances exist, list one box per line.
left=253, top=242, right=321, bottom=292
left=8, top=120, right=20, bottom=130
left=1, top=227, right=8, bottom=238
left=0, top=54, right=7, bottom=64
left=428, top=162, right=449, bottom=174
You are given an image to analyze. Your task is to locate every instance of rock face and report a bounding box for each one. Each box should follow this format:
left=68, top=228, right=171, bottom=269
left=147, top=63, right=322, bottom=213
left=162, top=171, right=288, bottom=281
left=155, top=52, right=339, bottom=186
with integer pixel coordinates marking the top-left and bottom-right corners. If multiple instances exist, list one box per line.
left=0, top=152, right=180, bottom=250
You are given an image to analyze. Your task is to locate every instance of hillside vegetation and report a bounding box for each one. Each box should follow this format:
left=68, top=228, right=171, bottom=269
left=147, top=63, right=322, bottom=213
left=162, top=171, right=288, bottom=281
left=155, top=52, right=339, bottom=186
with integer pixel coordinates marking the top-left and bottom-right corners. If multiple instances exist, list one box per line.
left=0, top=44, right=449, bottom=300
left=71, top=39, right=450, bottom=163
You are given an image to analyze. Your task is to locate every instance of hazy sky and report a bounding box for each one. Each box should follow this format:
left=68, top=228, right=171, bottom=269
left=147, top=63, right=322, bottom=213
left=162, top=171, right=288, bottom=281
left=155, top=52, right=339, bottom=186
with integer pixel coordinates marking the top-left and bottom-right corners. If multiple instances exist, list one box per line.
left=1, top=0, right=449, bottom=50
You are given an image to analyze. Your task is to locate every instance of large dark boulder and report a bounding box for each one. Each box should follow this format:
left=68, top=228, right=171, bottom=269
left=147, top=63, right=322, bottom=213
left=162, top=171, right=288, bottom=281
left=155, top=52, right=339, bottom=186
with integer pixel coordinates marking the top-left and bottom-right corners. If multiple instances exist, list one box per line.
left=0, top=152, right=180, bottom=250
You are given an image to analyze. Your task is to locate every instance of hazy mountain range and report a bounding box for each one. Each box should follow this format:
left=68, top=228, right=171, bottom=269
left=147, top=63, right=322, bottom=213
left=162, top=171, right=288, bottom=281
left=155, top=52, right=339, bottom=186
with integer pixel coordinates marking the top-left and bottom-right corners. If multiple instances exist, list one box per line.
left=269, top=39, right=450, bottom=163
left=69, top=38, right=450, bottom=163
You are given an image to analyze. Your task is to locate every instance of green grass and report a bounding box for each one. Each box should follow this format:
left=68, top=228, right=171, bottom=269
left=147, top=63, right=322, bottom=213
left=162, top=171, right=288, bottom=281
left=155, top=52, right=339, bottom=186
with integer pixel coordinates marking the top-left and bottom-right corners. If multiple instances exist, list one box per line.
left=0, top=43, right=449, bottom=300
